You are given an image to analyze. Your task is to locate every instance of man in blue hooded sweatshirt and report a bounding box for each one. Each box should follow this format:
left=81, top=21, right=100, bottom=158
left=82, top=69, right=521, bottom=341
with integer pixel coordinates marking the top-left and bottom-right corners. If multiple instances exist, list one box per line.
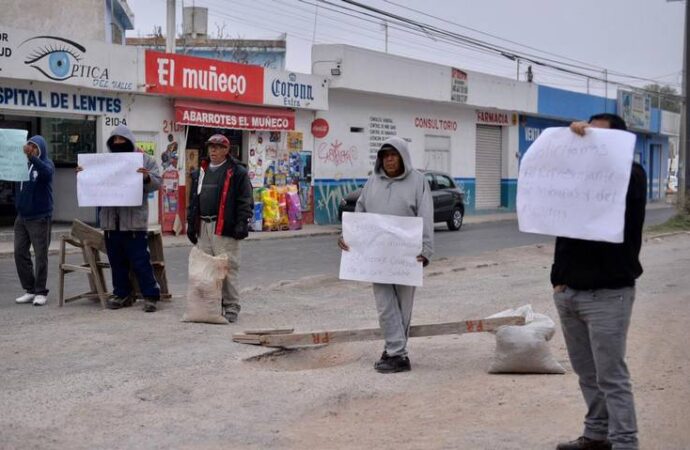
left=14, top=135, right=54, bottom=306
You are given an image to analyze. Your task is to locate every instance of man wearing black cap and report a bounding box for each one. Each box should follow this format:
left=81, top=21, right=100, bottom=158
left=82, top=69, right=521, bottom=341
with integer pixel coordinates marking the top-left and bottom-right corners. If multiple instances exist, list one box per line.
left=187, top=134, right=253, bottom=323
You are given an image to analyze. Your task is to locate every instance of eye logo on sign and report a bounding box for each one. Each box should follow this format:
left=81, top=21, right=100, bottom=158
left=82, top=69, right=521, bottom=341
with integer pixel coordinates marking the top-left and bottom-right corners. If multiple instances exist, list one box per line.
left=20, top=36, right=86, bottom=81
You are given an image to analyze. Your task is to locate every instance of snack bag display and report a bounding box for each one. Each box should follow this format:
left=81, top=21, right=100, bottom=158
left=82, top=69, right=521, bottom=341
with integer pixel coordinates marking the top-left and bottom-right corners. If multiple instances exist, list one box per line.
left=253, top=202, right=263, bottom=232
left=287, top=189, right=303, bottom=230
left=276, top=186, right=289, bottom=230
left=261, top=188, right=280, bottom=231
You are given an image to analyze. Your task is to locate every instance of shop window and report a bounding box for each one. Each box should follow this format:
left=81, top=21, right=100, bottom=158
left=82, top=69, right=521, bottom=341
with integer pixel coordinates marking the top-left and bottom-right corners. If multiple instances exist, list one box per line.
left=424, top=134, right=451, bottom=171
left=40, top=118, right=97, bottom=167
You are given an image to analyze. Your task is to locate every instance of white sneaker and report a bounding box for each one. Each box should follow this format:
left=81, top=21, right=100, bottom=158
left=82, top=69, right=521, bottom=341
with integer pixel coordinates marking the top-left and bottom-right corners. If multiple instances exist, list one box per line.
left=16, top=293, right=35, bottom=304
left=33, top=295, right=47, bottom=306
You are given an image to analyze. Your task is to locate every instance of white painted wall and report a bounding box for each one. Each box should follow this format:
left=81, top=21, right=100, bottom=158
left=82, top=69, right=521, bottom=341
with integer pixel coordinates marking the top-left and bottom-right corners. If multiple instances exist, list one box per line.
left=504, top=125, right=520, bottom=179
left=312, top=44, right=538, bottom=114
left=313, top=89, right=478, bottom=181
left=661, top=110, right=681, bottom=136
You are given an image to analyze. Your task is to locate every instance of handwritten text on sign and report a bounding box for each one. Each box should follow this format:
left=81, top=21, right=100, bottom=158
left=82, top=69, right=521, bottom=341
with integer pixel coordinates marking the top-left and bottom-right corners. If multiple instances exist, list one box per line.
left=0, top=129, right=29, bottom=182
left=77, top=153, right=144, bottom=207
left=339, top=212, right=423, bottom=287
left=517, top=127, right=635, bottom=243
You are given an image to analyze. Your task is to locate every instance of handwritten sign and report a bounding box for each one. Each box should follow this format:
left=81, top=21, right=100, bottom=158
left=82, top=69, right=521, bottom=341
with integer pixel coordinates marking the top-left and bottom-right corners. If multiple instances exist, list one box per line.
left=77, top=153, right=144, bottom=207
left=339, top=212, right=423, bottom=287
left=517, top=127, right=635, bottom=243
left=0, top=129, right=29, bottom=182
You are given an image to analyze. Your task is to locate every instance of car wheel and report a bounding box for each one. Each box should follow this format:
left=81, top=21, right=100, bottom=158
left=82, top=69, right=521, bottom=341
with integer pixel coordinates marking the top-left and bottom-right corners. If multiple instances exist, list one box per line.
left=447, top=207, right=463, bottom=231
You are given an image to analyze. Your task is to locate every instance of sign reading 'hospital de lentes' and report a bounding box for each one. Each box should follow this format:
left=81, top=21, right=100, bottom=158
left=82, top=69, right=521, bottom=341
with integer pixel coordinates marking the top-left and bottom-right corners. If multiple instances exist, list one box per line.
left=145, top=50, right=264, bottom=105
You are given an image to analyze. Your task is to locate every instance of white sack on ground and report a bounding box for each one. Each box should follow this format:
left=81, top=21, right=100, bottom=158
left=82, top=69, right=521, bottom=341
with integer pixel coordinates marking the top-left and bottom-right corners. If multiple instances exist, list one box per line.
left=182, top=247, right=230, bottom=325
left=487, top=305, right=565, bottom=374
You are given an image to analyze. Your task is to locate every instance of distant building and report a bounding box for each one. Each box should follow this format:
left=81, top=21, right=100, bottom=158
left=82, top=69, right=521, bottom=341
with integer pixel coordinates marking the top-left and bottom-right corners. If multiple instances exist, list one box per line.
left=126, top=6, right=286, bottom=69
left=1, top=0, right=134, bottom=44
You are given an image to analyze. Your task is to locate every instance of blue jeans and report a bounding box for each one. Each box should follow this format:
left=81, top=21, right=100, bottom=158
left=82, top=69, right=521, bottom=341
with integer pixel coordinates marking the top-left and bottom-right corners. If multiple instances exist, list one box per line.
left=554, top=286, right=637, bottom=450
left=105, top=230, right=160, bottom=300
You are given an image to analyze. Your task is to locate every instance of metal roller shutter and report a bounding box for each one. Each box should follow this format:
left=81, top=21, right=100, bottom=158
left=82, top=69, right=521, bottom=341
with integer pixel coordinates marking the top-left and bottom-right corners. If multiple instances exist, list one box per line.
left=475, top=125, right=502, bottom=209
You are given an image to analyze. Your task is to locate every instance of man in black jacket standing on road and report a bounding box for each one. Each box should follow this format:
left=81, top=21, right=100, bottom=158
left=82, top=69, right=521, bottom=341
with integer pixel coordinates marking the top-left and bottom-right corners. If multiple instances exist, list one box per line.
left=187, top=134, right=253, bottom=323
left=553, top=114, right=646, bottom=450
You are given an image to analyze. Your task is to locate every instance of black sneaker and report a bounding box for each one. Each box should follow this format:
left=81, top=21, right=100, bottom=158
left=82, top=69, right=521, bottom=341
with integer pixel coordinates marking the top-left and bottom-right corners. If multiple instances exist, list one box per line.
left=224, top=311, right=238, bottom=323
left=556, top=436, right=612, bottom=450
left=143, top=299, right=157, bottom=313
left=106, top=295, right=134, bottom=310
left=374, top=354, right=411, bottom=373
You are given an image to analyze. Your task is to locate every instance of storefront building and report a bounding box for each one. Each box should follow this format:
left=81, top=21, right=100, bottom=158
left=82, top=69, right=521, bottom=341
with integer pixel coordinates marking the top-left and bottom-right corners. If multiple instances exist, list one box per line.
left=534, top=85, right=671, bottom=202
left=0, top=25, right=329, bottom=233
left=310, top=44, right=537, bottom=224
left=143, top=50, right=329, bottom=231
left=0, top=25, right=170, bottom=226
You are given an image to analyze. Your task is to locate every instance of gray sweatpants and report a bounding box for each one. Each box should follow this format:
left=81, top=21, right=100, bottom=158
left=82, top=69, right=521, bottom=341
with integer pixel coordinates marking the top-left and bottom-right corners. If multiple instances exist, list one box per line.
left=14, top=216, right=52, bottom=296
left=554, top=286, right=637, bottom=450
left=373, top=283, right=416, bottom=357
left=197, top=220, right=241, bottom=315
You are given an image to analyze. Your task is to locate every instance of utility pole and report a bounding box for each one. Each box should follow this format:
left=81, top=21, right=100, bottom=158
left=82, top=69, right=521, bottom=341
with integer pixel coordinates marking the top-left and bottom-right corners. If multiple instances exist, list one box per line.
left=682, top=0, right=690, bottom=212
left=604, top=69, right=608, bottom=111
left=166, top=0, right=176, bottom=54
left=383, top=21, right=389, bottom=53
left=516, top=58, right=520, bottom=81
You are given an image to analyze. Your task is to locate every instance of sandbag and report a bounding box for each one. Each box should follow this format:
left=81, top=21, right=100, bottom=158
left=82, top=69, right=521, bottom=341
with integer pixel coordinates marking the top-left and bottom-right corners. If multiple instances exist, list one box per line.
left=182, top=247, right=229, bottom=324
left=487, top=305, right=565, bottom=374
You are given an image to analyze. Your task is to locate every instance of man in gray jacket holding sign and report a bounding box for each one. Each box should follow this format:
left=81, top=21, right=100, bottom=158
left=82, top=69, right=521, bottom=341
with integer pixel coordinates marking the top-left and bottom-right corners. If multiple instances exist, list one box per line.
left=339, top=136, right=433, bottom=373
left=77, top=125, right=162, bottom=312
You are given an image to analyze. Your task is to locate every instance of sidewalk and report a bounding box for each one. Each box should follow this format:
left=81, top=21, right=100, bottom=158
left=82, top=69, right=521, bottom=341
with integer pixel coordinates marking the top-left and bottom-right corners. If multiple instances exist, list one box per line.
left=0, top=201, right=673, bottom=256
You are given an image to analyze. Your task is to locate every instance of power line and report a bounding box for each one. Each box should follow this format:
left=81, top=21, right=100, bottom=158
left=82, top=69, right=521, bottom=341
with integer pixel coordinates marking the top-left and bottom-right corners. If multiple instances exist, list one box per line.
left=334, top=0, right=684, bottom=99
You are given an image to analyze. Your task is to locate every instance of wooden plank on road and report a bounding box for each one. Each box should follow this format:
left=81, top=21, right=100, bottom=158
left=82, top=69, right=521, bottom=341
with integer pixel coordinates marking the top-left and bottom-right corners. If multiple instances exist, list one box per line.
left=232, top=316, right=525, bottom=348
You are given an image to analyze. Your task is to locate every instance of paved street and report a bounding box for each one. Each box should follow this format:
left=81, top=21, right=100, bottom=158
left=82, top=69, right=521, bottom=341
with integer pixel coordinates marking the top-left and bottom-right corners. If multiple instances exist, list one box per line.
left=1, top=219, right=688, bottom=449
left=0, top=205, right=676, bottom=307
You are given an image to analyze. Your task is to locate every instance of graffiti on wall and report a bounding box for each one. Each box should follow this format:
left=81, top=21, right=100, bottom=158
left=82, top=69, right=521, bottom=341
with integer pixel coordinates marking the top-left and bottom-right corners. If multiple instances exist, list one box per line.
left=317, top=139, right=358, bottom=167
left=314, top=179, right=365, bottom=224
left=455, top=179, right=475, bottom=212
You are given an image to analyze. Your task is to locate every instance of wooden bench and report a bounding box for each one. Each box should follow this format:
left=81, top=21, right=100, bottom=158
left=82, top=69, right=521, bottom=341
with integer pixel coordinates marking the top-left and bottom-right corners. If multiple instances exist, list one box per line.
left=58, top=219, right=171, bottom=308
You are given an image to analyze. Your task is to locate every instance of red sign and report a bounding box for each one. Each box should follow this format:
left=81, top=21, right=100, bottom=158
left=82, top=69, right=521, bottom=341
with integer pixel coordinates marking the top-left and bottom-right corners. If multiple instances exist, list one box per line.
left=414, top=117, right=457, bottom=131
left=311, top=118, right=329, bottom=138
left=174, top=100, right=295, bottom=131
left=476, top=110, right=510, bottom=125
left=145, top=50, right=264, bottom=105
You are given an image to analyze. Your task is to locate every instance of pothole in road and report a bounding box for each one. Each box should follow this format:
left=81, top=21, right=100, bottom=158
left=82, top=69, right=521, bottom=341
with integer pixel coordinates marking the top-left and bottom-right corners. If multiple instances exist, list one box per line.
left=244, top=344, right=368, bottom=372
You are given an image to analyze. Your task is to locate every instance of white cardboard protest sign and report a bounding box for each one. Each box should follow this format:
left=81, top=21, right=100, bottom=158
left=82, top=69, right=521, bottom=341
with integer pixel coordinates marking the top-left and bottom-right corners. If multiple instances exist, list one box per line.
left=0, top=129, right=30, bottom=182
left=339, top=212, right=423, bottom=287
left=77, top=153, right=144, bottom=207
left=517, top=127, right=635, bottom=243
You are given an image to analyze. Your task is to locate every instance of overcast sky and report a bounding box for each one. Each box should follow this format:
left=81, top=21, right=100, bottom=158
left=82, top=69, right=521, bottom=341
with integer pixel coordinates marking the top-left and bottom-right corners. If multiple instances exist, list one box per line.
left=126, top=0, right=685, bottom=98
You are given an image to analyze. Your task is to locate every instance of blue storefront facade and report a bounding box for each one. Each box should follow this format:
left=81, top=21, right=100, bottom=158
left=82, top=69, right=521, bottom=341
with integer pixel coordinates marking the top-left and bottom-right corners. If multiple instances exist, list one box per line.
left=514, top=86, right=670, bottom=207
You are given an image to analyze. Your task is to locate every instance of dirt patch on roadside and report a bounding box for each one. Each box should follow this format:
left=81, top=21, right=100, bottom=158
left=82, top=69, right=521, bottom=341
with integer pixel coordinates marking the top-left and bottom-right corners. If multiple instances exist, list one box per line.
left=244, top=344, right=369, bottom=372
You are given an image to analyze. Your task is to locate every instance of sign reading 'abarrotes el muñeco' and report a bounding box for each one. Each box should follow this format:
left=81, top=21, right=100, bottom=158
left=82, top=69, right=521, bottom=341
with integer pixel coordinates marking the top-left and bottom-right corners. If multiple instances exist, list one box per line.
left=263, top=69, right=328, bottom=111
left=0, top=25, right=138, bottom=92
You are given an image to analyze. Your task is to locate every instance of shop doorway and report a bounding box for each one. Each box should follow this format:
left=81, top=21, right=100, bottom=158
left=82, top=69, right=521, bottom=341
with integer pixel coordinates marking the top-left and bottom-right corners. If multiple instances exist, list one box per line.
left=0, top=116, right=36, bottom=226
left=186, top=127, right=244, bottom=162
left=649, top=144, right=662, bottom=200
left=475, top=125, right=502, bottom=209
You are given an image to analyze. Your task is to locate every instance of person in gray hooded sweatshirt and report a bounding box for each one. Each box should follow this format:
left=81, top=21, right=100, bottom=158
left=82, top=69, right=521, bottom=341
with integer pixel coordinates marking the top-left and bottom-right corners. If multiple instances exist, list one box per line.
left=339, top=136, right=433, bottom=373
left=77, top=125, right=162, bottom=312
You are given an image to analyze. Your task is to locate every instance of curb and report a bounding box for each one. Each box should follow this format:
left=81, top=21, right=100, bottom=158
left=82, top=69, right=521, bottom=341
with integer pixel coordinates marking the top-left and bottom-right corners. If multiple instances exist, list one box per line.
left=0, top=228, right=343, bottom=259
